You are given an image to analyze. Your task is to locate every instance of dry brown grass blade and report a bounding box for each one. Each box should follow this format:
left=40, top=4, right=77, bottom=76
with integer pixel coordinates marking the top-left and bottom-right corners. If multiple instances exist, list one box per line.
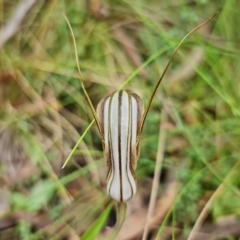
left=166, top=24, right=213, bottom=91
left=167, top=46, right=205, bottom=90
left=0, top=0, right=39, bottom=49
left=115, top=181, right=177, bottom=240
left=187, top=160, right=240, bottom=240
left=31, top=59, right=113, bottom=86
left=187, top=184, right=224, bottom=240
left=196, top=218, right=240, bottom=240
left=142, top=107, right=168, bottom=240
left=113, top=28, right=147, bottom=79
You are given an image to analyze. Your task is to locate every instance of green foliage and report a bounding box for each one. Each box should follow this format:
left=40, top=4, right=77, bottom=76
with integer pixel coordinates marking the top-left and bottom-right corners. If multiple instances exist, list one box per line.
left=12, top=180, right=54, bottom=212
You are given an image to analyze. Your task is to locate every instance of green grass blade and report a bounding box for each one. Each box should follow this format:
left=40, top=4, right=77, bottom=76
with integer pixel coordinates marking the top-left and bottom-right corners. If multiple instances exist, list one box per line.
left=61, top=119, right=95, bottom=168
left=81, top=203, right=113, bottom=240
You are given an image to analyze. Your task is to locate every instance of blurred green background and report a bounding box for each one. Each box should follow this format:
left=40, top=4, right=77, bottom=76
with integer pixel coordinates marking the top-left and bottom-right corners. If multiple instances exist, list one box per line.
left=0, top=0, right=240, bottom=239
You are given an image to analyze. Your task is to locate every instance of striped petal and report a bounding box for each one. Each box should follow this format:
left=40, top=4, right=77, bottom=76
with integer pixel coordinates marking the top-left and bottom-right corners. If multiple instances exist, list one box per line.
left=97, top=90, right=143, bottom=202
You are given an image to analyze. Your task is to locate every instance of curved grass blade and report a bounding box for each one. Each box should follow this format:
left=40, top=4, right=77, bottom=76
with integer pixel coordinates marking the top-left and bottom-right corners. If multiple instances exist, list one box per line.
left=62, top=13, right=102, bottom=135
left=139, top=12, right=219, bottom=134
